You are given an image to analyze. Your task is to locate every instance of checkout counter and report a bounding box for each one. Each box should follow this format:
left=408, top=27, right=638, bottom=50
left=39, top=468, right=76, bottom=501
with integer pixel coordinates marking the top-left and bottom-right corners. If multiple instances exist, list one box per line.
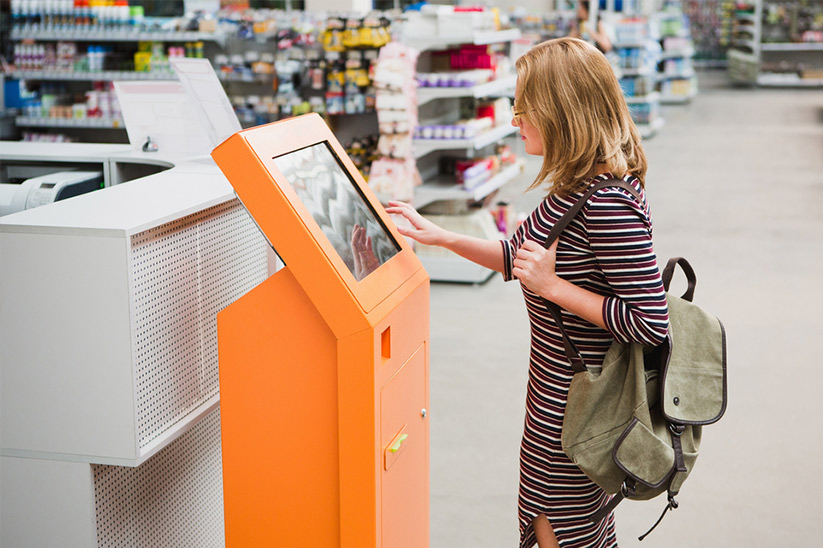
left=0, top=113, right=431, bottom=547
left=0, top=141, right=274, bottom=546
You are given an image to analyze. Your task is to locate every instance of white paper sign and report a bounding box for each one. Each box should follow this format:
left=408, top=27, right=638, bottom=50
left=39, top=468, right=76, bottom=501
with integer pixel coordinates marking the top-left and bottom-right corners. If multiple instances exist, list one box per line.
left=113, top=80, right=213, bottom=156
left=113, top=59, right=240, bottom=157
left=170, top=57, right=241, bottom=147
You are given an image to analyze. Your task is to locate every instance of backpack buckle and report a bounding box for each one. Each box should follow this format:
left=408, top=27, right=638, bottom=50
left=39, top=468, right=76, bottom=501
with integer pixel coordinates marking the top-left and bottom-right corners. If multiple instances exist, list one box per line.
left=669, top=423, right=685, bottom=436
left=621, top=479, right=637, bottom=498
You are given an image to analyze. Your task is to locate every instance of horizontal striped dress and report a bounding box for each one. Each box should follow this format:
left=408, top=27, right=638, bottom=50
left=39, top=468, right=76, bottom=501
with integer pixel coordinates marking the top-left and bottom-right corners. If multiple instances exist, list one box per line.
left=500, top=174, right=670, bottom=548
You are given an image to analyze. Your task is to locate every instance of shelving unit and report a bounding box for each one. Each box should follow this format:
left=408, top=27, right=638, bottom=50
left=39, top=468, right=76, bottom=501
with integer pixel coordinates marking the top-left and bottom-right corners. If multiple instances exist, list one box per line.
left=728, top=0, right=823, bottom=87
left=413, top=123, right=518, bottom=160
left=416, top=74, right=516, bottom=106
left=6, top=28, right=224, bottom=142
left=403, top=22, right=522, bottom=283
left=682, top=0, right=736, bottom=67
left=414, top=160, right=524, bottom=210
left=9, top=70, right=177, bottom=81
left=653, top=7, right=699, bottom=104
left=402, top=28, right=522, bottom=55
left=613, top=23, right=665, bottom=139
left=15, top=116, right=124, bottom=128
left=10, top=29, right=226, bottom=46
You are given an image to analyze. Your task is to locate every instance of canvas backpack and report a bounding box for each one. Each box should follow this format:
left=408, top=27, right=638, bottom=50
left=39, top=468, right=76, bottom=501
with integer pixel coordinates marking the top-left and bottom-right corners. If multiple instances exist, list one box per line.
left=540, top=179, right=728, bottom=540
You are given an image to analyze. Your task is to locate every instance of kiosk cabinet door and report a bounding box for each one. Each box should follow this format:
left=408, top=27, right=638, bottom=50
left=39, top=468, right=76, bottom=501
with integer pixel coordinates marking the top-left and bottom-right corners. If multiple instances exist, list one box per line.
left=380, top=344, right=428, bottom=548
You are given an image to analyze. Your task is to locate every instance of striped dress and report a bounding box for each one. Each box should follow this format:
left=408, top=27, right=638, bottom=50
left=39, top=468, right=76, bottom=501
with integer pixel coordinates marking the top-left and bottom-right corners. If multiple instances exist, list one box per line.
left=500, top=173, right=670, bottom=548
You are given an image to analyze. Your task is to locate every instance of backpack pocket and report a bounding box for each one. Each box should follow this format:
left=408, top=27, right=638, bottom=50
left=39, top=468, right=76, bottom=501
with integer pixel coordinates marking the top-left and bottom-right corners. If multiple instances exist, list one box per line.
left=613, top=418, right=675, bottom=493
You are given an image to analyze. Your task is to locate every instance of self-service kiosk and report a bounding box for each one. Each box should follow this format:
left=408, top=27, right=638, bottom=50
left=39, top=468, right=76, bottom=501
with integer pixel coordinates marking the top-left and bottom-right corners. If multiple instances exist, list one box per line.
left=212, top=113, right=430, bottom=548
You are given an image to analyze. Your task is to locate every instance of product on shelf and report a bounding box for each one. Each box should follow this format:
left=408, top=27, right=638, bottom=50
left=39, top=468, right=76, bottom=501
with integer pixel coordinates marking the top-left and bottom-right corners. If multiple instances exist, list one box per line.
left=508, top=11, right=575, bottom=42
left=762, top=0, right=823, bottom=44
left=21, top=131, right=76, bottom=142
left=438, top=143, right=518, bottom=192
left=11, top=38, right=204, bottom=76
left=619, top=74, right=655, bottom=96
left=628, top=100, right=659, bottom=125
left=415, top=69, right=495, bottom=88
left=17, top=78, right=122, bottom=127
left=614, top=17, right=654, bottom=44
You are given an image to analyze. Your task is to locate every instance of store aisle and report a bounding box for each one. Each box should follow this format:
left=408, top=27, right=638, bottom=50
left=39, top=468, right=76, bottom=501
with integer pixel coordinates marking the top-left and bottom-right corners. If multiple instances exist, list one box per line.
left=427, top=71, right=823, bottom=548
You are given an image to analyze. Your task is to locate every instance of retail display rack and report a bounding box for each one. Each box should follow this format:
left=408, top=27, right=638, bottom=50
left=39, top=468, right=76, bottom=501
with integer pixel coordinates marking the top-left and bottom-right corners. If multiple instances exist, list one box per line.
left=612, top=17, right=666, bottom=138
left=6, top=26, right=223, bottom=140
left=728, top=0, right=823, bottom=87
left=682, top=0, right=737, bottom=67
left=3, top=10, right=391, bottom=144
left=403, top=15, right=524, bottom=283
left=655, top=8, right=698, bottom=103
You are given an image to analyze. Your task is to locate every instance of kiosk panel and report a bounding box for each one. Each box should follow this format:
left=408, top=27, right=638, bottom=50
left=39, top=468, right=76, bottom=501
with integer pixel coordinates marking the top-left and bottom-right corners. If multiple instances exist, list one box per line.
left=273, top=142, right=399, bottom=281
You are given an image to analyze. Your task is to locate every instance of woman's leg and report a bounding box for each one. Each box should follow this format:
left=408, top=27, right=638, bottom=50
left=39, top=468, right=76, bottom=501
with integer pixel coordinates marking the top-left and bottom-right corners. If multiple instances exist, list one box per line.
left=533, top=514, right=560, bottom=548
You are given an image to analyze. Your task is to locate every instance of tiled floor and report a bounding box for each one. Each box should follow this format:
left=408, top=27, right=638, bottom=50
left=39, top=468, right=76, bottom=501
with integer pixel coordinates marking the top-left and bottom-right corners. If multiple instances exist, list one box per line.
left=427, top=70, right=823, bottom=547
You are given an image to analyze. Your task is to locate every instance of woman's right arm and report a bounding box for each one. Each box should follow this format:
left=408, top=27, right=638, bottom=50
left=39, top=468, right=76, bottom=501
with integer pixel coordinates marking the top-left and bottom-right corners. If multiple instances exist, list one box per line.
left=385, top=201, right=505, bottom=273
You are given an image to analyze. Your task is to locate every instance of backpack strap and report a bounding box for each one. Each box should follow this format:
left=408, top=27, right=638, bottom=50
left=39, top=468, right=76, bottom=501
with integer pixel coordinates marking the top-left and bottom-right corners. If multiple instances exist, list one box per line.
left=588, top=478, right=636, bottom=523
left=540, top=179, right=642, bottom=373
left=662, top=257, right=697, bottom=302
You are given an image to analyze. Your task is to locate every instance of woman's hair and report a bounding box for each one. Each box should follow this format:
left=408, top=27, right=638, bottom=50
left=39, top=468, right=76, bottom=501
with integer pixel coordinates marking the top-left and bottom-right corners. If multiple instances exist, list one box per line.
left=514, top=37, right=647, bottom=197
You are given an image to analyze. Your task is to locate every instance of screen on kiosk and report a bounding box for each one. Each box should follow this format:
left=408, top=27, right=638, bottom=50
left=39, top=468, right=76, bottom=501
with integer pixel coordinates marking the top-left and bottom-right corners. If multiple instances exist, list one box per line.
left=273, top=142, right=400, bottom=282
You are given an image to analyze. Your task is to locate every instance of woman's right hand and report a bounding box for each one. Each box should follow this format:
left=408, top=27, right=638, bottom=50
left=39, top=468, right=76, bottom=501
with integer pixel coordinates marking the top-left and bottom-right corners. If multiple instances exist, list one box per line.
left=385, top=201, right=448, bottom=247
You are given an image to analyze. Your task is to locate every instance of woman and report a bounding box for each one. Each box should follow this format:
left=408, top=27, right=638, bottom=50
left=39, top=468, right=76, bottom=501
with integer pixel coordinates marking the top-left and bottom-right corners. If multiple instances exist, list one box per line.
left=570, top=0, right=614, bottom=54
left=387, top=38, right=669, bottom=547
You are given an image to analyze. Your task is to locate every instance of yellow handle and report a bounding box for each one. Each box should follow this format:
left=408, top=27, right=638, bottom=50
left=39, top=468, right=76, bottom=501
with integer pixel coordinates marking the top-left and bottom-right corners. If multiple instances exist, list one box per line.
left=389, top=434, right=408, bottom=453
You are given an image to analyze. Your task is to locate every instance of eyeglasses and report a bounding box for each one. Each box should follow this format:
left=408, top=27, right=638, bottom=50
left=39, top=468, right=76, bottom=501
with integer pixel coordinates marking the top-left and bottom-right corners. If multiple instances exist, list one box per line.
left=511, top=105, right=528, bottom=125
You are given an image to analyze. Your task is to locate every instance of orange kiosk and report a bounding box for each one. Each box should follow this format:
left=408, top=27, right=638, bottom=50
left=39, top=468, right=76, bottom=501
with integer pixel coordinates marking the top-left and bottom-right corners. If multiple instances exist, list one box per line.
left=212, top=113, right=429, bottom=548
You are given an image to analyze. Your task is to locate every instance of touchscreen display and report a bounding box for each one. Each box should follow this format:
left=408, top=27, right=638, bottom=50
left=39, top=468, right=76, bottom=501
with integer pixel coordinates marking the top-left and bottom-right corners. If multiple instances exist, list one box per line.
left=273, top=142, right=400, bottom=281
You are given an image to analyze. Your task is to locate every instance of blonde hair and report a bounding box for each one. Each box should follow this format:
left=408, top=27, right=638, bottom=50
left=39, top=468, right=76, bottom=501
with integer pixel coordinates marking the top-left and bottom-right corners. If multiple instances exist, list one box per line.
left=514, top=37, right=647, bottom=197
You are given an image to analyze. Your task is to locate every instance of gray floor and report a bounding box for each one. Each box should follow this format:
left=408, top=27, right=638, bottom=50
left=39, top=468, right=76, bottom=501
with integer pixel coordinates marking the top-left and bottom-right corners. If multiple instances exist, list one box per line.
left=427, top=71, right=823, bottom=547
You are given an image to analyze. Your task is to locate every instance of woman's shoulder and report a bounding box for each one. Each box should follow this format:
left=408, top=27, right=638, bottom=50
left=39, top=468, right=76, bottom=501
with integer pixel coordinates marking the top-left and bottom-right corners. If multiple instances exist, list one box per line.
left=588, top=173, right=646, bottom=209
left=583, top=174, right=652, bottom=229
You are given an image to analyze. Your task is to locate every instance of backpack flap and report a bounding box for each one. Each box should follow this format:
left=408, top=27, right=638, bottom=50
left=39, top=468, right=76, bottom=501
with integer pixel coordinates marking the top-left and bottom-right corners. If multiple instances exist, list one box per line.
left=613, top=417, right=675, bottom=492
left=661, top=293, right=728, bottom=425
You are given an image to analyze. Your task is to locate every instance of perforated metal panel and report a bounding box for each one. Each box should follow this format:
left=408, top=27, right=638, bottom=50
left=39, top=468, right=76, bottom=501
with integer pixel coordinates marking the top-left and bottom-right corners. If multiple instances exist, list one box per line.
left=130, top=199, right=269, bottom=449
left=93, top=407, right=224, bottom=548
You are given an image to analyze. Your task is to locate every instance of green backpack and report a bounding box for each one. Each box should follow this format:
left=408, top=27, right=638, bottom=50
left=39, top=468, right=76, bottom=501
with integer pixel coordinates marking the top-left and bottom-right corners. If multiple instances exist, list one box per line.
left=541, top=180, right=728, bottom=540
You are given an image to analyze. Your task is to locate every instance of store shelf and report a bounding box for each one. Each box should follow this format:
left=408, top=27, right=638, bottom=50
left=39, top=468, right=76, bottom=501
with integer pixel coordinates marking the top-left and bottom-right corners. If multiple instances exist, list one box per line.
left=15, top=116, right=125, bottom=128
left=660, top=90, right=697, bottom=104
left=760, top=42, right=823, bottom=52
left=620, top=67, right=655, bottom=76
left=404, top=28, right=521, bottom=52
left=637, top=117, right=665, bottom=138
left=660, top=46, right=695, bottom=59
left=732, top=39, right=757, bottom=50
left=413, top=123, right=517, bottom=159
left=471, top=28, right=522, bottom=46
left=414, top=160, right=523, bottom=209
left=10, top=70, right=177, bottom=81
left=416, top=74, right=516, bottom=106
left=624, top=91, right=661, bottom=104
left=657, top=68, right=696, bottom=81
left=217, top=72, right=276, bottom=84
left=10, top=28, right=225, bottom=45
left=660, top=29, right=691, bottom=39
left=756, top=73, right=823, bottom=87
left=614, top=41, right=650, bottom=49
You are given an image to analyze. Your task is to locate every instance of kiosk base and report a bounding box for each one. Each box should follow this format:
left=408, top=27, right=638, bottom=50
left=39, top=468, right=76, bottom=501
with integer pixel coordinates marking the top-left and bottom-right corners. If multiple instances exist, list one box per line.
left=218, top=265, right=429, bottom=548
